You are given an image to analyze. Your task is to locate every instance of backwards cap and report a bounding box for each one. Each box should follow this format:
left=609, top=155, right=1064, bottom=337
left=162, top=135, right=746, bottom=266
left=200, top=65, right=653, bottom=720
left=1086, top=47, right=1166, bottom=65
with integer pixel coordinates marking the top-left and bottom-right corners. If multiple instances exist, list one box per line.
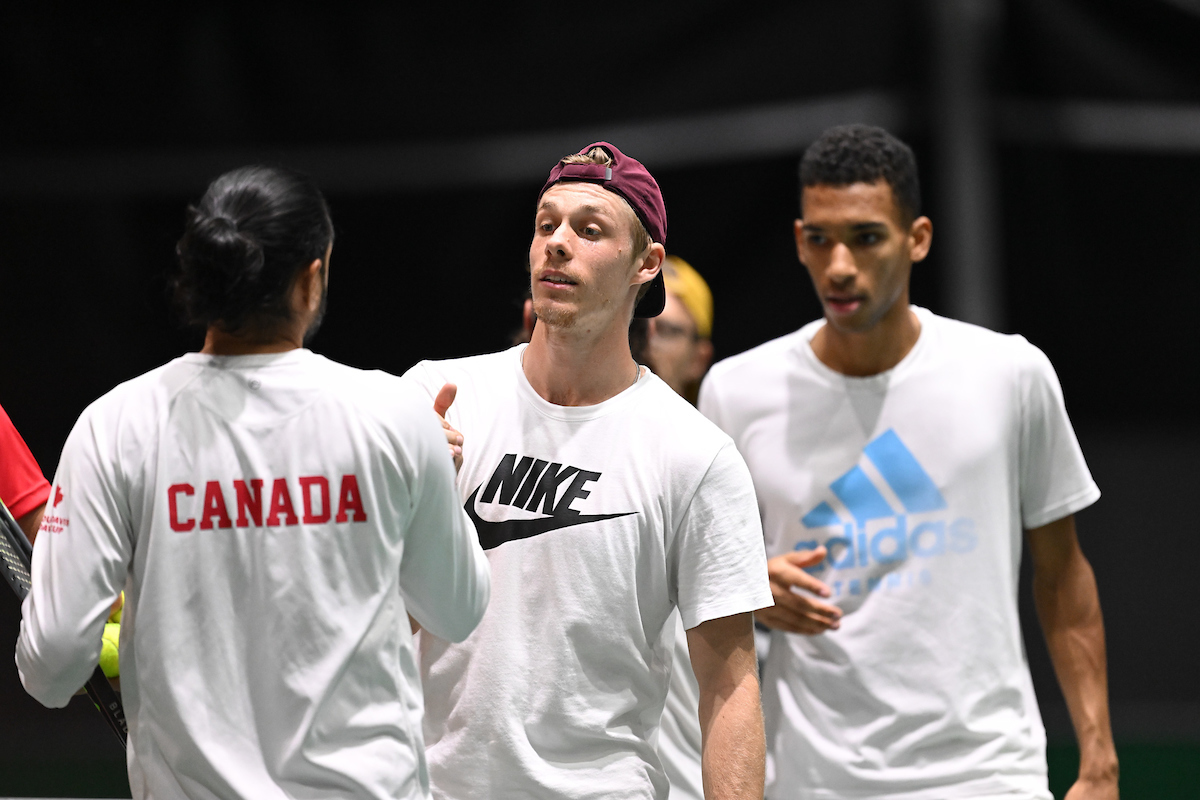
left=539, top=141, right=667, bottom=318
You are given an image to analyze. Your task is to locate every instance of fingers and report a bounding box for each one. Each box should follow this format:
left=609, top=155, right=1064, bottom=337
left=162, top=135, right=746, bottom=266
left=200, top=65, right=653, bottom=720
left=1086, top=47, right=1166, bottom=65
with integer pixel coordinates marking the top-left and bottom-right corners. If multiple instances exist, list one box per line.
left=433, top=383, right=457, bottom=419
left=432, top=383, right=464, bottom=473
left=769, top=550, right=833, bottom=598
left=762, top=549, right=843, bottom=635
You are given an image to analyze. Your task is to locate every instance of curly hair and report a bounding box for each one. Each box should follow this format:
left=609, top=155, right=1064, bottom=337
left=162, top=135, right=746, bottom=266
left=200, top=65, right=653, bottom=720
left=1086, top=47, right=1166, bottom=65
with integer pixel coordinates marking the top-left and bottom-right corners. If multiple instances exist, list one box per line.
left=799, top=125, right=921, bottom=222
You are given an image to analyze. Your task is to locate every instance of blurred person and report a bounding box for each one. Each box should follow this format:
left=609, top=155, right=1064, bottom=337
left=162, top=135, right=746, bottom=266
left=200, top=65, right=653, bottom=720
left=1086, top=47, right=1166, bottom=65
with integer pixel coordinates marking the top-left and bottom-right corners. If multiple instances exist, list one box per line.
left=17, top=165, right=490, bottom=800
left=0, top=402, right=51, bottom=544
left=700, top=125, right=1118, bottom=800
left=403, top=142, right=772, bottom=800
left=646, top=256, right=714, bottom=405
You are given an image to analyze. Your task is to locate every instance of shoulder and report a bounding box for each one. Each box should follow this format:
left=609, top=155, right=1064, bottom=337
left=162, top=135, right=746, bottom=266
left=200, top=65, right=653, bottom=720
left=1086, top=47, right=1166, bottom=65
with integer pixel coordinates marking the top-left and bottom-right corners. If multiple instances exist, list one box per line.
left=638, top=375, right=735, bottom=456
left=705, top=325, right=815, bottom=387
left=920, top=309, right=1057, bottom=379
left=401, top=348, right=518, bottom=397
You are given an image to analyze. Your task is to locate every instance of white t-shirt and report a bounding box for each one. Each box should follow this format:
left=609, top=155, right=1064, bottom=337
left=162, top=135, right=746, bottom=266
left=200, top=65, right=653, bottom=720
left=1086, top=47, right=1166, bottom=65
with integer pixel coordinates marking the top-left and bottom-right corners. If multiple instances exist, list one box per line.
left=402, top=344, right=772, bottom=800
left=699, top=308, right=1100, bottom=800
left=656, top=612, right=704, bottom=800
left=17, top=349, right=491, bottom=800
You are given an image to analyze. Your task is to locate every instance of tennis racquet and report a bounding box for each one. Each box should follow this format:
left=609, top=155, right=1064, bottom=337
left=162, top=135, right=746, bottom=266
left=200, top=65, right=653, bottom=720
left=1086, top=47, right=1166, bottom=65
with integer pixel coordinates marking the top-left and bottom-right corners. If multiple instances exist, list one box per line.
left=0, top=498, right=128, bottom=747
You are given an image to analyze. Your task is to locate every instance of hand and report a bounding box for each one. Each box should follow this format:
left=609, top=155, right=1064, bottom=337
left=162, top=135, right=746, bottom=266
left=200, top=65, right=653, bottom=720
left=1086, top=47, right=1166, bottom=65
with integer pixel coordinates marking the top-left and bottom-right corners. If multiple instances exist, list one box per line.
left=754, top=548, right=843, bottom=635
left=1063, top=775, right=1119, bottom=800
left=433, top=383, right=464, bottom=473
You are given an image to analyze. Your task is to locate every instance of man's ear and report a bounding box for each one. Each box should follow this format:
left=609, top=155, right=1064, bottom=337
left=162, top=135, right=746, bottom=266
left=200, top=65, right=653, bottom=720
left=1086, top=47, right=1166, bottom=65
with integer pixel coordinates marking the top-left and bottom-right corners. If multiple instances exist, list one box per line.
left=634, top=242, right=667, bottom=287
left=793, top=219, right=806, bottom=263
left=298, top=258, right=324, bottom=313
left=909, top=216, right=933, bottom=263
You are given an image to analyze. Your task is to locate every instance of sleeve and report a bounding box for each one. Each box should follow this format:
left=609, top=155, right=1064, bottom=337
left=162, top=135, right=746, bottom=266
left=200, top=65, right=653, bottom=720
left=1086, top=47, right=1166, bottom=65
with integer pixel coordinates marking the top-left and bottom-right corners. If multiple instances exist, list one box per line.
left=16, top=404, right=133, bottom=707
left=0, top=402, right=52, bottom=519
left=696, top=372, right=724, bottom=432
left=672, top=442, right=772, bottom=630
left=395, top=393, right=490, bottom=643
left=1017, top=340, right=1101, bottom=529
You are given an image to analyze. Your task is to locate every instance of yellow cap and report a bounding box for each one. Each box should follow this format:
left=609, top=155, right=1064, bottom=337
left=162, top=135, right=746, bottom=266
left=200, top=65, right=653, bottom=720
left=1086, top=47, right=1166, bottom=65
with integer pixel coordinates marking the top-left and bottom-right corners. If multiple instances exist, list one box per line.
left=661, top=256, right=713, bottom=339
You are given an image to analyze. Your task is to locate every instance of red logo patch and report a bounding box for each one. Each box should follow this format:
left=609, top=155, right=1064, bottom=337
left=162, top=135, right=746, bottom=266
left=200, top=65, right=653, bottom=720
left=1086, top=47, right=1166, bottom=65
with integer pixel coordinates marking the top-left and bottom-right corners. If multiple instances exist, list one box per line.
left=54, top=487, right=64, bottom=507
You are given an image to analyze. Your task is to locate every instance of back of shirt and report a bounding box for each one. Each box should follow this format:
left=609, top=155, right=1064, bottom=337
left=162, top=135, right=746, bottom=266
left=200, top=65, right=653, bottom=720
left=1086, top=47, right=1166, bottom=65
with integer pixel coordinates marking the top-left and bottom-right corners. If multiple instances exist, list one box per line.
left=17, top=350, right=490, bottom=800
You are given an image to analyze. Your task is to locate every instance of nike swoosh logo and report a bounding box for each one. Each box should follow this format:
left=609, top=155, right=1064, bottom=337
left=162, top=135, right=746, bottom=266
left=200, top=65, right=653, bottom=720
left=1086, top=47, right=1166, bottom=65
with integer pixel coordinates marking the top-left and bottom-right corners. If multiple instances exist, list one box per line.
left=464, top=486, right=638, bottom=550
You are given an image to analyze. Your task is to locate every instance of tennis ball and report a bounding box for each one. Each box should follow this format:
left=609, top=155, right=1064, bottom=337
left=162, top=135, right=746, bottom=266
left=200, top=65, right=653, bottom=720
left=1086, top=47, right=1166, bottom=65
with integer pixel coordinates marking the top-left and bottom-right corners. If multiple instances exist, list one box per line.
left=100, top=622, right=120, bottom=678
left=108, top=591, right=124, bottom=625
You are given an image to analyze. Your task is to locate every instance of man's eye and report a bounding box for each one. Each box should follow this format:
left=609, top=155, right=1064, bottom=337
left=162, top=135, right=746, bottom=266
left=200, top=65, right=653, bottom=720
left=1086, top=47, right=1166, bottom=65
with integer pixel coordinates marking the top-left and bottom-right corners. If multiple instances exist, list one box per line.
left=583, top=226, right=600, bottom=236
left=859, top=232, right=881, bottom=245
left=806, top=234, right=827, bottom=245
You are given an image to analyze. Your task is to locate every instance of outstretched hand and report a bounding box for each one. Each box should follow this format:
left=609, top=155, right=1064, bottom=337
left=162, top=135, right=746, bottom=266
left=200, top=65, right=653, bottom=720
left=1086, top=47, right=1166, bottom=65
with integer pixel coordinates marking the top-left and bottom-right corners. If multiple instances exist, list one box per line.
left=434, top=383, right=464, bottom=474
left=754, top=548, right=843, bottom=635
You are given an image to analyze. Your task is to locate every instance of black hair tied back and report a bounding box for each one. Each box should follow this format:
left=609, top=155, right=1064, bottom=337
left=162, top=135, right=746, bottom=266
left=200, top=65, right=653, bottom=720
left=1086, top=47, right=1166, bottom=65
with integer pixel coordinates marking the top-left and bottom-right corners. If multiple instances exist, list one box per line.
left=174, top=165, right=333, bottom=335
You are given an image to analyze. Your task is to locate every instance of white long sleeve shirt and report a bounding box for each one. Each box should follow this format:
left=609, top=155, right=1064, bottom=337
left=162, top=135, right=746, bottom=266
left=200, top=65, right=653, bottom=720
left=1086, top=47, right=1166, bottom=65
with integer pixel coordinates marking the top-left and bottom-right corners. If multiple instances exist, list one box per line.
left=17, top=349, right=490, bottom=800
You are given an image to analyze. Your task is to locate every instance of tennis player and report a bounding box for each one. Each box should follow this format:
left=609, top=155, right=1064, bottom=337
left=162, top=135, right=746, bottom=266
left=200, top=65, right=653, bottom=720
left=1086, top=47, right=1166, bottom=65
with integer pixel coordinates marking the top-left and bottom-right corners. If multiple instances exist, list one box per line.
left=0, top=402, right=51, bottom=544
left=17, top=165, right=490, bottom=800
left=700, top=125, right=1118, bottom=799
left=403, top=142, right=772, bottom=800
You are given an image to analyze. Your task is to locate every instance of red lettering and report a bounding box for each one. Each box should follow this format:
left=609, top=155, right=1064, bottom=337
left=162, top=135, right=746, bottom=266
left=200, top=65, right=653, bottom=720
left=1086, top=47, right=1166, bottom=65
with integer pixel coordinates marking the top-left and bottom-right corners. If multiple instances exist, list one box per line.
left=335, top=474, right=368, bottom=523
left=168, top=483, right=196, bottom=532
left=198, top=481, right=233, bottom=530
left=234, top=479, right=264, bottom=527
left=299, top=476, right=331, bottom=524
left=266, top=478, right=299, bottom=526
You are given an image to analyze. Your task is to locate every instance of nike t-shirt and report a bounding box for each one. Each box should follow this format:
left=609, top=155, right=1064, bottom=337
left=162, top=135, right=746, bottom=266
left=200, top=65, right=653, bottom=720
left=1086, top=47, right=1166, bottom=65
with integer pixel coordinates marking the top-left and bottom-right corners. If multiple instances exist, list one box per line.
left=403, top=344, right=772, bottom=800
left=699, top=307, right=1099, bottom=800
left=17, top=349, right=491, bottom=800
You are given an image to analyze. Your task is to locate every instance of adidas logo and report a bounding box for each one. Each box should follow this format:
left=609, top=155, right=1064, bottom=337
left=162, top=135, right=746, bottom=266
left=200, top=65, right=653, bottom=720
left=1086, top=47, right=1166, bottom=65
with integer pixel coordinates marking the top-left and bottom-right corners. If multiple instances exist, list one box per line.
left=798, top=430, right=976, bottom=582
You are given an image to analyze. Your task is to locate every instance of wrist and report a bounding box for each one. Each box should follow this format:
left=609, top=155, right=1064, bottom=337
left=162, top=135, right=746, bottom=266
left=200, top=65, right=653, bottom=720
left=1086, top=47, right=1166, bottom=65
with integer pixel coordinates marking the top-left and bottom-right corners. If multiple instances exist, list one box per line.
left=1078, top=748, right=1119, bottom=783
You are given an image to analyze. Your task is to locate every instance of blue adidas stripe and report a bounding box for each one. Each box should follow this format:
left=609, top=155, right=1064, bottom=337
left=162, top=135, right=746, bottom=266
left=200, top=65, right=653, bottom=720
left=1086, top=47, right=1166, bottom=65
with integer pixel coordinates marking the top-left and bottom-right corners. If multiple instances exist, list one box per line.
left=863, top=429, right=947, bottom=514
left=830, top=465, right=894, bottom=524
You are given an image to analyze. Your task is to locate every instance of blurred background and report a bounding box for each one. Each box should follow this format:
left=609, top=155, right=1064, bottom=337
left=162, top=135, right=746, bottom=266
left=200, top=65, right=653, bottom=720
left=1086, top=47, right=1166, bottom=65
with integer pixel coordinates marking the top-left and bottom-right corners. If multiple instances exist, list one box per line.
left=1, top=1, right=1197, bottom=797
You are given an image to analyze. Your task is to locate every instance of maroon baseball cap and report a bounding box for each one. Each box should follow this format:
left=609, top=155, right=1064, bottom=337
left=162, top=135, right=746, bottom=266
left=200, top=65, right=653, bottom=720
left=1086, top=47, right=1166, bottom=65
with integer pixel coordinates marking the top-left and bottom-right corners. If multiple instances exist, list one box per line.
left=539, top=141, right=666, bottom=318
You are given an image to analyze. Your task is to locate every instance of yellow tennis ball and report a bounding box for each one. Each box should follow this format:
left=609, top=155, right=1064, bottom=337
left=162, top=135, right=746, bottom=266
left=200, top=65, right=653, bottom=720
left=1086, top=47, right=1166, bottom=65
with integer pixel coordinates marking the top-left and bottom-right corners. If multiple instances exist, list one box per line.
left=100, top=622, right=120, bottom=678
left=108, top=592, right=124, bottom=625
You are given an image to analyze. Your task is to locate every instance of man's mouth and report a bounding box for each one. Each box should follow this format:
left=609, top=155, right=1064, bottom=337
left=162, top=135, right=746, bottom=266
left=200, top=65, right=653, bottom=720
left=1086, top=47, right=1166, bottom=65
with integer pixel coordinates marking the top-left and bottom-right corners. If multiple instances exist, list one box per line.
left=825, top=295, right=864, bottom=315
left=540, top=271, right=578, bottom=287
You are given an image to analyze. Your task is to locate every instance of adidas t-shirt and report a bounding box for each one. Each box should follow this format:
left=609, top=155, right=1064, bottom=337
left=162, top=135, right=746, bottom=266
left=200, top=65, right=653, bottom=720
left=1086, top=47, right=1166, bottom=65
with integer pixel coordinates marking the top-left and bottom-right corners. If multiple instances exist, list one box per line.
left=17, top=350, right=491, bottom=800
left=402, top=344, right=772, bottom=800
left=699, top=307, right=1099, bottom=800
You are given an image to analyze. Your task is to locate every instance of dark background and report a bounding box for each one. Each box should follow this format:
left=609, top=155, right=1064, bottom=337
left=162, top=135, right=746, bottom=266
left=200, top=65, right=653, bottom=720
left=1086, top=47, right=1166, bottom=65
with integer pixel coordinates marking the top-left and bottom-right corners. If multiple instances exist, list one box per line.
left=2, top=1, right=1198, bottom=797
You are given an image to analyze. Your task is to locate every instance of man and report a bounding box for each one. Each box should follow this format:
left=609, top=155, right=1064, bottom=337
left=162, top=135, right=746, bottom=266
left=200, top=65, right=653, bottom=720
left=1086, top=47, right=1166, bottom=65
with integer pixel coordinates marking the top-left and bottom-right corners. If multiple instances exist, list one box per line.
left=0, top=401, right=50, bottom=543
left=700, top=125, right=1118, bottom=799
left=646, top=256, right=714, bottom=405
left=403, top=142, right=772, bottom=800
left=641, top=256, right=715, bottom=800
left=17, top=165, right=490, bottom=800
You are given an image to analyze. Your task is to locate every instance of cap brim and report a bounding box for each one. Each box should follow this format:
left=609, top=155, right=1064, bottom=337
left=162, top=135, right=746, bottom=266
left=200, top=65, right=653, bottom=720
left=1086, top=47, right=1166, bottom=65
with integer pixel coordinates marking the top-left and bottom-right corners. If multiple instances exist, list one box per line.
left=633, top=271, right=666, bottom=318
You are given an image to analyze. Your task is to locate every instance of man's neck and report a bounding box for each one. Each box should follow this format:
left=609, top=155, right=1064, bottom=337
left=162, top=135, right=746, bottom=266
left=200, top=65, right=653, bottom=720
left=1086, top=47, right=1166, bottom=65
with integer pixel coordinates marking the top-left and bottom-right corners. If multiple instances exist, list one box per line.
left=201, top=326, right=304, bottom=356
left=810, top=301, right=921, bottom=377
left=523, top=319, right=639, bottom=406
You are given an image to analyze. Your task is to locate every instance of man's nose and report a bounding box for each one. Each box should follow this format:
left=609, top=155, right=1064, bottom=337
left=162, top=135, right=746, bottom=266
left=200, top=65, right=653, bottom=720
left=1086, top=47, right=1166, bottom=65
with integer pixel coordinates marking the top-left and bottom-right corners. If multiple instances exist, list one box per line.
left=827, top=243, right=857, bottom=282
left=546, top=222, right=572, bottom=258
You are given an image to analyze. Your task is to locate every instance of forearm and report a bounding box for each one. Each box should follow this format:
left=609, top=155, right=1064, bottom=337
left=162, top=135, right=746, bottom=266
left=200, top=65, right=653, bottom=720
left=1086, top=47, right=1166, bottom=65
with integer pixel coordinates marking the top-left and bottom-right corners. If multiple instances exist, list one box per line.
left=698, top=667, right=766, bottom=800
left=1033, top=551, right=1118, bottom=780
left=18, top=502, right=45, bottom=546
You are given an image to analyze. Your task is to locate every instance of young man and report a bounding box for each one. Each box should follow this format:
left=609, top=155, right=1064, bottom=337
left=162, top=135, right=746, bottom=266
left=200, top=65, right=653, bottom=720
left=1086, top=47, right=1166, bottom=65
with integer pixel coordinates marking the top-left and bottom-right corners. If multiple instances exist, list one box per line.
left=17, top=166, right=490, bottom=800
left=700, top=125, right=1118, bottom=800
left=403, top=142, right=772, bottom=800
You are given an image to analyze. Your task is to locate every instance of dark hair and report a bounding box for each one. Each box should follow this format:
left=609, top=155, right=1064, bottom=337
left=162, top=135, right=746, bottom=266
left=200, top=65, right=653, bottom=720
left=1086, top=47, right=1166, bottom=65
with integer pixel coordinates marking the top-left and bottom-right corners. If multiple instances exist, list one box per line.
left=174, top=165, right=333, bottom=335
left=799, top=124, right=921, bottom=222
